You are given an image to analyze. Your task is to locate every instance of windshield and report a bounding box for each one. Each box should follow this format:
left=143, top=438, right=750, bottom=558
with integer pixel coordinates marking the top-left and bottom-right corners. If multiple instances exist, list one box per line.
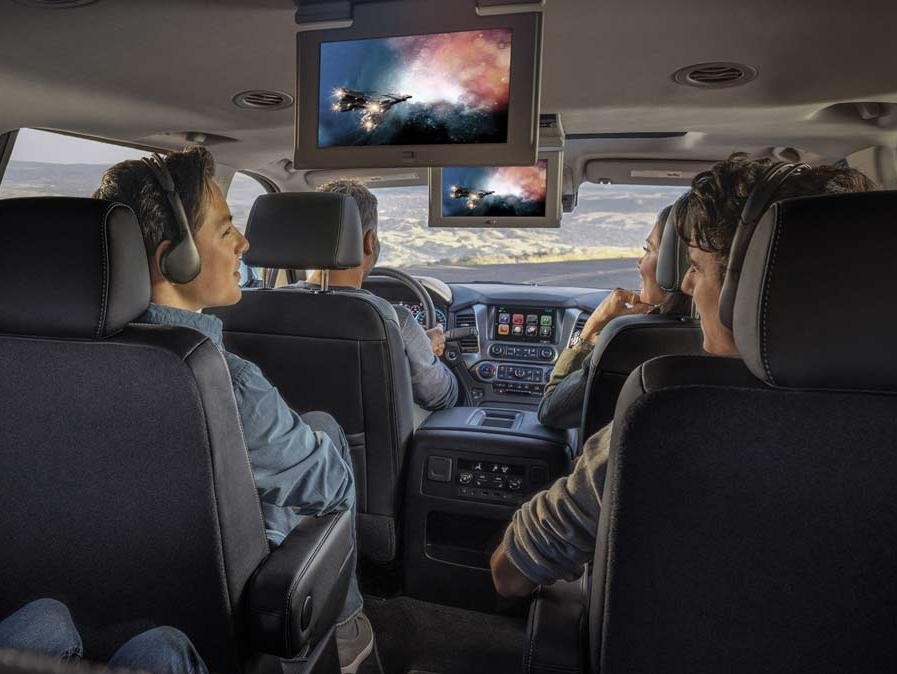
left=372, top=183, right=687, bottom=288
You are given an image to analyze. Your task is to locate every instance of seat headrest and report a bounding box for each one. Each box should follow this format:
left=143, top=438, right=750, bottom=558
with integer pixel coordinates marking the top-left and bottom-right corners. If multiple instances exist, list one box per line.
left=656, top=195, right=690, bottom=292
left=0, top=198, right=150, bottom=339
left=244, top=193, right=363, bottom=270
left=733, top=191, right=897, bottom=390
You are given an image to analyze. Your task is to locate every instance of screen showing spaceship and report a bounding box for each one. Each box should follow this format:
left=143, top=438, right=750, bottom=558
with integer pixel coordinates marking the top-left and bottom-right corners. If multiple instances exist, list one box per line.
left=442, top=160, right=548, bottom=218
left=318, top=29, right=512, bottom=148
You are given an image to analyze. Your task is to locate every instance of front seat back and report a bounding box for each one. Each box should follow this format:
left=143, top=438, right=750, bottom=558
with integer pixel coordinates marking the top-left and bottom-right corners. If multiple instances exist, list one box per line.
left=589, top=192, right=897, bottom=673
left=0, top=198, right=270, bottom=671
left=211, top=193, right=415, bottom=563
left=579, top=198, right=703, bottom=440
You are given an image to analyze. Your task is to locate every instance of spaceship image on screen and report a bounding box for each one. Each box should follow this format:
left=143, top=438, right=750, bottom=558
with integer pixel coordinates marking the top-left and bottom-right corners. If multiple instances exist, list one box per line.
left=449, top=185, right=495, bottom=209
left=442, top=161, right=549, bottom=218
left=318, top=29, right=512, bottom=147
left=330, top=88, right=412, bottom=131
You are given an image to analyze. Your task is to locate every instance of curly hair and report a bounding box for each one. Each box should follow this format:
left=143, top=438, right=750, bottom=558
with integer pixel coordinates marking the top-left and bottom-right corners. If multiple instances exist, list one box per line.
left=94, top=146, right=216, bottom=257
left=675, top=153, right=876, bottom=279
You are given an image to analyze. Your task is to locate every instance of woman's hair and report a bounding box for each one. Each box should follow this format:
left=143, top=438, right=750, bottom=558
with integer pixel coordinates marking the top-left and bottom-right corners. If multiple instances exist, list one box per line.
left=675, top=153, right=876, bottom=280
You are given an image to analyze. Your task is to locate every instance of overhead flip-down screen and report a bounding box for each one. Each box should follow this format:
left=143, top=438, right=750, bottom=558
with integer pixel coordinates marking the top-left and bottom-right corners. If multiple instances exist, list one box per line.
left=294, top=0, right=542, bottom=169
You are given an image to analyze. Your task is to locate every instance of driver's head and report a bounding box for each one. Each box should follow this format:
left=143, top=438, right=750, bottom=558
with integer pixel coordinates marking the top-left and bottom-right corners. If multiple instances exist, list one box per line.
left=318, top=179, right=380, bottom=279
left=677, top=153, right=874, bottom=355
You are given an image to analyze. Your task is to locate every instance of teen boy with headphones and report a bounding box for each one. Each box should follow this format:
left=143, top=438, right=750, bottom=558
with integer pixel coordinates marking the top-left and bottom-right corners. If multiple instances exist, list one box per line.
left=91, top=147, right=374, bottom=674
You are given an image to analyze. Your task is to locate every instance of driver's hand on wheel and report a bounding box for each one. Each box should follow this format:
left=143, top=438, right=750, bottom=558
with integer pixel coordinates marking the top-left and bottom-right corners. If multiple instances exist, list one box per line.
left=426, top=324, right=446, bottom=357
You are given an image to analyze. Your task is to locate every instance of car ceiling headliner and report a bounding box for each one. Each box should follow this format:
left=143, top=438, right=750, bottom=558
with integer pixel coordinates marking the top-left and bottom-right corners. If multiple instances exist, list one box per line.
left=1, top=0, right=896, bottom=186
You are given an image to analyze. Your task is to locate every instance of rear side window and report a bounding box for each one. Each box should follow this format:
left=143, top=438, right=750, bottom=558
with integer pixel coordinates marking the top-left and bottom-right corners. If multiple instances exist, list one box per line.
left=0, top=128, right=149, bottom=199
left=226, top=172, right=270, bottom=287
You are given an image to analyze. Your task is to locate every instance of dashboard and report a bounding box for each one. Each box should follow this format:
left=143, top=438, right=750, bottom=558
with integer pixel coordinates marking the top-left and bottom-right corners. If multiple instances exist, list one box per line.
left=396, top=302, right=447, bottom=328
left=362, top=277, right=611, bottom=408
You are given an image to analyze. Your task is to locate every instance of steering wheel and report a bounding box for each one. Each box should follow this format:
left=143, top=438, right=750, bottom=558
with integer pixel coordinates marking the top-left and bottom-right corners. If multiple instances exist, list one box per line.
left=369, top=266, right=437, bottom=330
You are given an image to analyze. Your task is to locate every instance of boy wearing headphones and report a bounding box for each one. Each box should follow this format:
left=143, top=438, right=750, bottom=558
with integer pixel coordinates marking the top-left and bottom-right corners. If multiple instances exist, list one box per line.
left=95, top=147, right=373, bottom=674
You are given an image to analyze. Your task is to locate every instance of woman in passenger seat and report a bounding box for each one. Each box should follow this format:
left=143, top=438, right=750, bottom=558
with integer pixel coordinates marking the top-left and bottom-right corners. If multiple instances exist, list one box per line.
left=491, top=154, right=875, bottom=597
left=537, top=201, right=691, bottom=429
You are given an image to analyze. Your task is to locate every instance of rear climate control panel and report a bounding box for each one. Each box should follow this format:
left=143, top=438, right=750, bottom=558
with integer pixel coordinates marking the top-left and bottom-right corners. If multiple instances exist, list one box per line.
left=424, top=452, right=551, bottom=505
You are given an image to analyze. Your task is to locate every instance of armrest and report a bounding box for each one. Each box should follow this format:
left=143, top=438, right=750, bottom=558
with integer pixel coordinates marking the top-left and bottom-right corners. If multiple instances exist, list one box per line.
left=524, top=575, right=589, bottom=674
left=248, top=511, right=354, bottom=658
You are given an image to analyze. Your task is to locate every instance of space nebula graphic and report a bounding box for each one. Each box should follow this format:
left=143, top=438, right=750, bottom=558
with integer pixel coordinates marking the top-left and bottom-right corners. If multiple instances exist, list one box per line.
left=318, top=29, right=512, bottom=147
left=443, top=160, right=548, bottom=217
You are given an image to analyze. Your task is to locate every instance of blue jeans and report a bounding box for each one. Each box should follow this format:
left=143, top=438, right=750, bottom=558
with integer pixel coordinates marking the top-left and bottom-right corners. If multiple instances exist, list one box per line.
left=302, top=411, right=363, bottom=624
left=0, top=599, right=207, bottom=674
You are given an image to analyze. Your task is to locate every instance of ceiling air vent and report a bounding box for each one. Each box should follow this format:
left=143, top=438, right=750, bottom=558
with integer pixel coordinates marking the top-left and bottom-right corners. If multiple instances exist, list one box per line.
left=232, top=90, right=294, bottom=111
left=672, top=62, right=757, bottom=89
left=454, top=313, right=480, bottom=353
left=12, top=0, right=99, bottom=6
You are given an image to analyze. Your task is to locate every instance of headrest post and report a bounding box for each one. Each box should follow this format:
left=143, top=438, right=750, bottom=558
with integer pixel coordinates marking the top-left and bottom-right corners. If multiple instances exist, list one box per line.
left=319, top=269, right=330, bottom=293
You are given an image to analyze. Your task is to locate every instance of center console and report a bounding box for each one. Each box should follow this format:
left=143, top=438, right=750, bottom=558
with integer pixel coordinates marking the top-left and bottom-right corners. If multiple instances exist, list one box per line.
left=404, top=407, right=573, bottom=612
left=457, top=304, right=578, bottom=402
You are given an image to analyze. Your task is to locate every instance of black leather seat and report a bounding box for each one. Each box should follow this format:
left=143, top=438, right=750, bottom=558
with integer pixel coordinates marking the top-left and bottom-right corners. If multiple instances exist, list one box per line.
left=211, top=193, right=415, bottom=563
left=579, top=202, right=703, bottom=441
left=589, top=191, right=897, bottom=672
left=0, top=198, right=353, bottom=673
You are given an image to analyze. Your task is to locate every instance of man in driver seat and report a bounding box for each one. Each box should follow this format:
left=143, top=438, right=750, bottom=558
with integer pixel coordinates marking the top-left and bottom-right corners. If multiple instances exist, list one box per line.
left=304, top=180, right=458, bottom=414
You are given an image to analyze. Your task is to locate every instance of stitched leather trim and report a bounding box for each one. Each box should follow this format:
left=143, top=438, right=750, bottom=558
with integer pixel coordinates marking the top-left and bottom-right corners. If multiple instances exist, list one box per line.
left=760, top=208, right=785, bottom=386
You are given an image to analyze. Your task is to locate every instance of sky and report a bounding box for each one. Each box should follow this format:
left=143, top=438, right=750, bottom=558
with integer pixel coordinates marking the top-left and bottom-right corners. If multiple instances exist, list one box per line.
left=9, top=128, right=148, bottom=164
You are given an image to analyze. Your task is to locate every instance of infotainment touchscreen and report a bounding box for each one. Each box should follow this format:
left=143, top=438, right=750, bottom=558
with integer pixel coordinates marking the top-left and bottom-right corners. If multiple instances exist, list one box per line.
left=493, top=306, right=556, bottom=343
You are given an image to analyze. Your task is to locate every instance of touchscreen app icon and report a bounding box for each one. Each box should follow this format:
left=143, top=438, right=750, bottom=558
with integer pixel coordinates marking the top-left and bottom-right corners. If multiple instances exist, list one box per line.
left=498, top=324, right=510, bottom=336
left=540, top=315, right=553, bottom=326
left=512, top=314, right=525, bottom=325
left=539, top=326, right=552, bottom=337
left=498, top=312, right=510, bottom=324
left=525, top=325, right=537, bottom=336
left=526, top=314, right=537, bottom=324
left=512, top=324, right=524, bottom=336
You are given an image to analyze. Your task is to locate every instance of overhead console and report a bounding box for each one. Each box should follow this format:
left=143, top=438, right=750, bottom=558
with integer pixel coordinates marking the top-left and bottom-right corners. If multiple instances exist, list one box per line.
left=293, top=0, right=544, bottom=169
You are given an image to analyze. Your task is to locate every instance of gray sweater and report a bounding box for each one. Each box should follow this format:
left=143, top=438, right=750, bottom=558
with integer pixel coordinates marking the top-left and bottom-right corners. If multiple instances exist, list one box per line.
left=392, top=305, right=458, bottom=411
left=502, top=423, right=611, bottom=584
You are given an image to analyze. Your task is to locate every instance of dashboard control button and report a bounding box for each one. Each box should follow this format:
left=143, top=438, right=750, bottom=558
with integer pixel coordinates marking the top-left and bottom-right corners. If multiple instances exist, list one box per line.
left=513, top=368, right=526, bottom=379
left=458, top=471, right=473, bottom=485
left=529, top=466, right=548, bottom=486
left=427, top=456, right=453, bottom=483
left=489, top=344, right=504, bottom=357
left=477, top=362, right=496, bottom=379
left=508, top=477, right=523, bottom=491
left=539, top=347, right=555, bottom=361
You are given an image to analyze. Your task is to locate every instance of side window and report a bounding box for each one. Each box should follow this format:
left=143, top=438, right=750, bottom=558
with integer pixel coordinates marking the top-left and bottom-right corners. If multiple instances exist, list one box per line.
left=226, top=172, right=270, bottom=287
left=0, top=128, right=149, bottom=199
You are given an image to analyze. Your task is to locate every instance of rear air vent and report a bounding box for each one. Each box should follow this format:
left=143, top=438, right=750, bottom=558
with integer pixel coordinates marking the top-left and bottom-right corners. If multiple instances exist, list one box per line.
left=12, top=0, right=99, bottom=6
left=454, top=313, right=480, bottom=353
left=232, top=90, right=294, bottom=111
left=672, top=62, right=757, bottom=89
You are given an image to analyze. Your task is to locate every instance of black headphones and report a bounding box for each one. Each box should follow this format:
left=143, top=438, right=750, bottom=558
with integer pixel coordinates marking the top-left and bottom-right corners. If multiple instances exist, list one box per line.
left=141, top=153, right=201, bottom=284
left=718, top=161, right=809, bottom=330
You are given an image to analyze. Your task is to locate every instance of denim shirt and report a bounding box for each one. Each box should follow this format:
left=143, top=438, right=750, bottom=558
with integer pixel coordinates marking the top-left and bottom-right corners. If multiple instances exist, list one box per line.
left=138, top=304, right=355, bottom=546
